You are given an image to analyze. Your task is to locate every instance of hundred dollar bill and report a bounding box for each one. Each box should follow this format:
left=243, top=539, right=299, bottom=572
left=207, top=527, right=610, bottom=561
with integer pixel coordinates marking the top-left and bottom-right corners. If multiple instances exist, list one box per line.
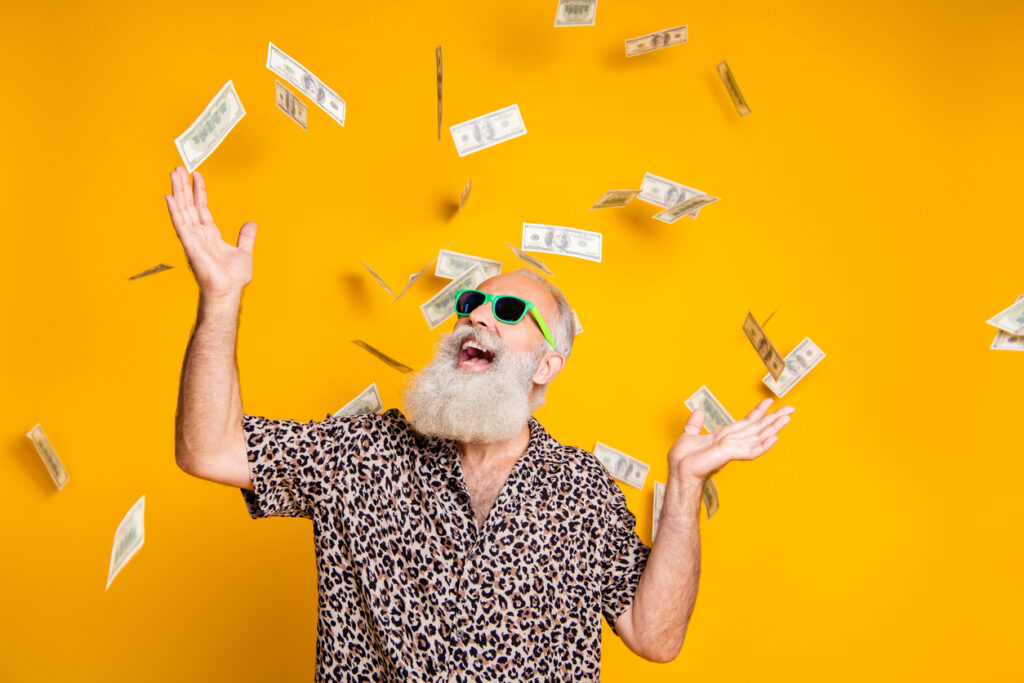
left=653, top=194, right=720, bottom=224
left=128, top=263, right=173, bottom=280
left=26, top=423, right=69, bottom=489
left=625, top=25, right=688, bottom=57
left=684, top=386, right=735, bottom=433
left=654, top=478, right=719, bottom=532
left=594, top=442, right=649, bottom=489
left=275, top=79, right=307, bottom=130
left=351, top=340, right=414, bottom=373
left=421, top=264, right=487, bottom=329
left=991, top=296, right=1024, bottom=350
left=459, top=177, right=472, bottom=209
left=174, top=80, right=245, bottom=173
left=702, top=477, right=720, bottom=520
left=638, top=173, right=706, bottom=218
left=334, top=382, right=383, bottom=417
left=106, top=495, right=145, bottom=590
left=743, top=311, right=786, bottom=380
left=451, top=104, right=526, bottom=157
left=436, top=46, right=443, bottom=140
left=652, top=480, right=665, bottom=541
left=505, top=242, right=554, bottom=276
left=267, top=42, right=346, bottom=126
left=763, top=337, right=826, bottom=397
left=555, top=0, right=597, bottom=26
left=361, top=258, right=436, bottom=300
left=522, top=223, right=602, bottom=263
left=591, top=189, right=639, bottom=209
left=986, top=295, right=1024, bottom=334
left=572, top=310, right=583, bottom=335
left=716, top=60, right=751, bottom=117
left=435, top=249, right=502, bottom=280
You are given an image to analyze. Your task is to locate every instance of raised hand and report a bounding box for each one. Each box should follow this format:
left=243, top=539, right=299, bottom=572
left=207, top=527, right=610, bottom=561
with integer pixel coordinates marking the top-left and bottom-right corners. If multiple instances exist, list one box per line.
left=668, top=397, right=794, bottom=485
left=164, top=166, right=257, bottom=299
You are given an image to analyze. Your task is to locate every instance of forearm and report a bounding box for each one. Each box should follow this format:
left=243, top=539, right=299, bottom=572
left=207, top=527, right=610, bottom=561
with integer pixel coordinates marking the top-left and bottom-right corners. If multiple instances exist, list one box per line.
left=627, top=475, right=704, bottom=661
left=175, top=290, right=245, bottom=469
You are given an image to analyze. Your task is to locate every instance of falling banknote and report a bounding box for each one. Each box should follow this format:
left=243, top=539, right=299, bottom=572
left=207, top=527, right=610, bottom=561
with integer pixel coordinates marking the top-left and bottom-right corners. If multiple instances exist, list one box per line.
left=554, top=0, right=598, bottom=26
left=460, top=177, right=472, bottom=209
left=435, top=249, right=502, bottom=280
left=702, top=478, right=720, bottom=520
left=986, top=296, right=1024, bottom=334
left=522, top=223, right=602, bottom=263
left=421, top=264, right=487, bottom=329
left=267, top=42, right=346, bottom=126
left=26, top=423, right=69, bottom=489
left=684, top=386, right=735, bottom=433
left=572, top=310, right=583, bottom=335
left=653, top=195, right=720, bottom=224
left=436, top=46, right=443, bottom=140
left=716, top=60, right=752, bottom=117
left=743, top=311, right=786, bottom=380
left=991, top=295, right=1024, bottom=350
left=505, top=242, right=554, bottom=276
left=591, top=189, right=639, bottom=209
left=639, top=173, right=706, bottom=217
left=652, top=480, right=665, bottom=542
left=334, top=382, right=383, bottom=417
left=763, top=337, right=826, bottom=397
left=450, top=104, right=526, bottom=157
left=275, top=79, right=307, bottom=130
left=106, top=495, right=145, bottom=590
left=128, top=263, right=173, bottom=280
left=625, top=25, right=688, bottom=57
left=174, top=80, right=246, bottom=173
left=361, top=257, right=437, bottom=300
left=594, top=442, right=649, bottom=490
left=351, top=340, right=414, bottom=373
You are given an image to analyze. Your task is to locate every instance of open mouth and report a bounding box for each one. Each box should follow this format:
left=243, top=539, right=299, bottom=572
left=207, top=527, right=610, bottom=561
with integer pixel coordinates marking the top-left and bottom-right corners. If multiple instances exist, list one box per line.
left=459, top=337, right=496, bottom=370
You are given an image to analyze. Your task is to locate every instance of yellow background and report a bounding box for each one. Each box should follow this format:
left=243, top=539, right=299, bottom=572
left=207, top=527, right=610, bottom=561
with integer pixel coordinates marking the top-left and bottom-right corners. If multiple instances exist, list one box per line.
left=2, top=0, right=1022, bottom=680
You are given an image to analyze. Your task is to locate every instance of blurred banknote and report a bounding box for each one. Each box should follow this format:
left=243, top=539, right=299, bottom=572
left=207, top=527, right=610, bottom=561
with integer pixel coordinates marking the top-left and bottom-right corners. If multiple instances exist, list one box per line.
left=334, top=382, right=383, bottom=417
left=716, top=61, right=751, bottom=117
left=991, top=295, right=1024, bottom=350
left=702, top=478, right=720, bottom=520
left=684, top=386, right=735, bottom=433
left=128, top=263, right=173, bottom=280
left=436, top=46, right=443, bottom=140
left=987, top=295, right=1024, bottom=334
left=743, top=311, right=786, bottom=380
left=591, top=189, right=639, bottom=209
left=421, top=264, right=487, bottom=329
left=460, top=177, right=472, bottom=208
left=174, top=80, right=245, bottom=173
left=361, top=258, right=436, bottom=300
left=763, top=337, right=825, bottom=397
left=652, top=480, right=665, bottom=541
left=275, top=79, right=307, bottom=130
left=625, top=25, right=688, bottom=57
left=267, top=42, right=346, bottom=126
left=106, top=495, right=145, bottom=590
left=505, top=242, right=554, bottom=276
left=594, top=442, right=649, bottom=489
left=351, top=340, right=414, bottom=373
left=522, top=223, right=602, bottom=263
left=653, top=194, right=720, bottom=224
left=555, top=0, right=597, bottom=26
left=639, top=172, right=706, bottom=217
left=435, top=249, right=501, bottom=280
left=26, top=423, right=69, bottom=489
left=451, top=104, right=526, bottom=157
left=572, top=310, right=583, bottom=335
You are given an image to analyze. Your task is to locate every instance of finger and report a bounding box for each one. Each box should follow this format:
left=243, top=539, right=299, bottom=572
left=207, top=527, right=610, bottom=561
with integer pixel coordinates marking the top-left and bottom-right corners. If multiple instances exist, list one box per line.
left=169, top=170, right=191, bottom=225
left=737, top=404, right=794, bottom=437
left=176, top=166, right=200, bottom=224
left=683, top=409, right=704, bottom=435
left=192, top=170, right=214, bottom=223
left=757, top=413, right=792, bottom=440
left=236, top=221, right=257, bottom=254
left=743, top=397, right=775, bottom=423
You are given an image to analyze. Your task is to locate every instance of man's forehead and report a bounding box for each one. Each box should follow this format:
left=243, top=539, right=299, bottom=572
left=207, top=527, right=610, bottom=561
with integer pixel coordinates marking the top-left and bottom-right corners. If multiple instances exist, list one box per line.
left=479, top=273, right=556, bottom=310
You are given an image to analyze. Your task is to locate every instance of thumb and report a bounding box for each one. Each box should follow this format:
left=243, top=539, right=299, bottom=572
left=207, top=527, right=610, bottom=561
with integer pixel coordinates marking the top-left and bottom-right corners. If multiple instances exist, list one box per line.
left=236, top=221, right=257, bottom=254
left=684, top=409, right=704, bottom=435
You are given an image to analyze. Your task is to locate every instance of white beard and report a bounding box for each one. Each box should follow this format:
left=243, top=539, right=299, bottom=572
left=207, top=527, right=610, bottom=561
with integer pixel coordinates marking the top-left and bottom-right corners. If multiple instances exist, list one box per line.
left=402, top=325, right=547, bottom=444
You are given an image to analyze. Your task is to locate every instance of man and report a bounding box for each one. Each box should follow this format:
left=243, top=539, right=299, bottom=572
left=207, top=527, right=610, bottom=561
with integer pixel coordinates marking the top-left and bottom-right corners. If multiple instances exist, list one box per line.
left=165, top=166, right=795, bottom=681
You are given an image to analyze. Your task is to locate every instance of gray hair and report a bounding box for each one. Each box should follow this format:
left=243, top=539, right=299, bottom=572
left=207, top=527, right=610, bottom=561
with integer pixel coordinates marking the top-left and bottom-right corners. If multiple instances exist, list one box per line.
left=513, top=267, right=575, bottom=358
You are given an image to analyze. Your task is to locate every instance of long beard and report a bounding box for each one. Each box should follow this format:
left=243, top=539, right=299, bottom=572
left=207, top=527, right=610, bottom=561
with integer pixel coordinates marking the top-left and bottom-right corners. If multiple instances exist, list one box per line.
left=402, top=326, right=546, bottom=444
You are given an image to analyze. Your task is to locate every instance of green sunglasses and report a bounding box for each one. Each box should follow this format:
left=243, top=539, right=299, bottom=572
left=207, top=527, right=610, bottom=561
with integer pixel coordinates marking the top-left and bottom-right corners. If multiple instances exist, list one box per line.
left=454, top=289, right=557, bottom=350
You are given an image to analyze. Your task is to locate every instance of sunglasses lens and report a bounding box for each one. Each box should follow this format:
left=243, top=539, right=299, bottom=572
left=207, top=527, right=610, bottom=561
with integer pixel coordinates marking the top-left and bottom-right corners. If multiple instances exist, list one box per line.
left=455, top=290, right=486, bottom=315
left=493, top=296, right=527, bottom=323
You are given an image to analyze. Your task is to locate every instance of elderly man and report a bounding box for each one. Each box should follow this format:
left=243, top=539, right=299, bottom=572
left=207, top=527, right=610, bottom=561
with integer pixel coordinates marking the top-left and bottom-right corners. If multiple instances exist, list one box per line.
left=165, top=167, right=794, bottom=681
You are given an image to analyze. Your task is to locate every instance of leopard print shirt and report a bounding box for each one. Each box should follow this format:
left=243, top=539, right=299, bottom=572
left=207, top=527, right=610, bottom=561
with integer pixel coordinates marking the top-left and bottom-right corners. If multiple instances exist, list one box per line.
left=239, top=408, right=650, bottom=682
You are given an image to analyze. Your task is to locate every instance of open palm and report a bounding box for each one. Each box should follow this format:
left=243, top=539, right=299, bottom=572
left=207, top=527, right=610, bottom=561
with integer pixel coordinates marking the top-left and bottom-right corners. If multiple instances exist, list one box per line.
left=164, top=166, right=257, bottom=298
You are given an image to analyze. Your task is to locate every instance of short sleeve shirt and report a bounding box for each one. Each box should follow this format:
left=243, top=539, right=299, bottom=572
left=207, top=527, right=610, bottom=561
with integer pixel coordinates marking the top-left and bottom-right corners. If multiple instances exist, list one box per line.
left=240, top=408, right=650, bottom=682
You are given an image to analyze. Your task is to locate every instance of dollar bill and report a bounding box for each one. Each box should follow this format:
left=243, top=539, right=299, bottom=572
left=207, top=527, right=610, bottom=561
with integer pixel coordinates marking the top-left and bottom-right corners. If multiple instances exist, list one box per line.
left=743, top=312, right=786, bottom=380
left=625, top=25, right=688, bottom=57
left=763, top=337, right=826, bottom=397
left=505, top=241, right=554, bottom=276
left=436, top=46, right=443, bottom=140
left=435, top=249, right=502, bottom=280
left=594, top=442, right=649, bottom=489
left=638, top=173, right=706, bottom=218
left=702, top=478, right=719, bottom=520
left=334, top=382, right=383, bottom=417
left=986, top=295, right=1024, bottom=334
left=460, top=177, right=472, bottom=209
left=351, top=340, right=414, bottom=373
left=991, top=295, right=1024, bottom=350
left=572, top=310, right=583, bottom=335
left=555, top=0, right=597, bottom=26
left=591, top=189, right=639, bottom=209
left=174, top=80, right=246, bottom=173
left=652, top=480, right=665, bottom=541
left=106, top=495, right=145, bottom=590
left=266, top=42, right=346, bottom=126
left=450, top=104, right=526, bottom=157
left=654, top=478, right=720, bottom=532
left=653, top=194, right=720, bottom=224
left=684, top=386, right=735, bottom=433
left=361, top=258, right=436, bottom=300
left=275, top=79, right=307, bottom=130
left=26, top=423, right=69, bottom=489
left=716, top=60, right=751, bottom=117
left=128, top=263, right=173, bottom=280
left=420, top=264, right=487, bottom=329
left=522, top=223, right=602, bottom=263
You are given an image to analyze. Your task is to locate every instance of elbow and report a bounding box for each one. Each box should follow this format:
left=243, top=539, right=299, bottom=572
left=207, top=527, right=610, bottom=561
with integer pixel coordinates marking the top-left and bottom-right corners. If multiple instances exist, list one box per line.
left=640, top=640, right=684, bottom=664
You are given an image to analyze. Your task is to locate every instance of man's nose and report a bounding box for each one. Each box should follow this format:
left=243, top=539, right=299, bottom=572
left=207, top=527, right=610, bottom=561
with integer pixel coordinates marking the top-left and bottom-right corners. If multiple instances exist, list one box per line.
left=468, top=301, right=496, bottom=330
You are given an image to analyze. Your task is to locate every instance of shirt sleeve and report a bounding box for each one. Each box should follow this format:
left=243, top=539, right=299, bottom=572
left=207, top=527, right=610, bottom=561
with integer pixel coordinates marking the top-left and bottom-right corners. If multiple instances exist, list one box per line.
left=238, top=412, right=339, bottom=520
left=598, top=477, right=652, bottom=636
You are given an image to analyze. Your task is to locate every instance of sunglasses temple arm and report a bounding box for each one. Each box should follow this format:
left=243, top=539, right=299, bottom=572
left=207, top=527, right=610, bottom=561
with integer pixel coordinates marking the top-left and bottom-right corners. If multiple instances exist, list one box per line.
left=531, top=309, right=557, bottom=350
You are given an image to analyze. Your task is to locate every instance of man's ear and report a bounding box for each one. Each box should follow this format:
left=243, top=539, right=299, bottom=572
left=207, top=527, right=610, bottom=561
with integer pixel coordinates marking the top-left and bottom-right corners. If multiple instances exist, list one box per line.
left=532, top=352, right=566, bottom=385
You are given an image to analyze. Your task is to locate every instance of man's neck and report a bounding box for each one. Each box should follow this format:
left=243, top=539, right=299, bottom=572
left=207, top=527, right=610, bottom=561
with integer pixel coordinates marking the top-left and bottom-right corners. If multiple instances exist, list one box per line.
left=456, top=421, right=531, bottom=471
